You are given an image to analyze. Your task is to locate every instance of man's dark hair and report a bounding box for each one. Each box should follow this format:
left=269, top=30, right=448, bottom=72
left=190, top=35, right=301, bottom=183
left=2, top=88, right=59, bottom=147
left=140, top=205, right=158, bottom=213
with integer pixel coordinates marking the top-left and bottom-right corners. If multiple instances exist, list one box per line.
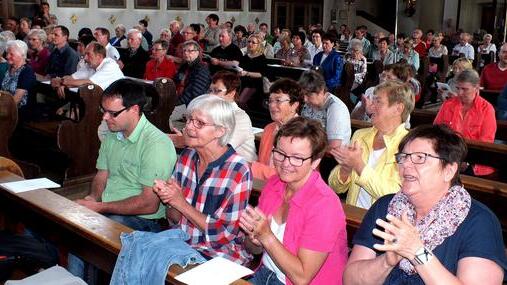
left=139, top=19, right=148, bottom=28
left=396, top=33, right=406, bottom=40
left=41, top=2, right=50, bottom=7
left=207, top=13, right=219, bottom=24
left=311, top=29, right=324, bottom=39
left=78, top=27, right=92, bottom=38
left=95, top=27, right=110, bottom=40
left=88, top=41, right=106, bottom=58
left=378, top=37, right=389, bottom=44
left=322, top=32, right=337, bottom=43
left=259, top=23, right=268, bottom=28
left=153, top=39, right=169, bottom=50
left=233, top=25, right=247, bottom=35
left=8, top=17, right=20, bottom=25
left=102, top=79, right=147, bottom=115
left=78, top=34, right=94, bottom=46
left=55, top=25, right=70, bottom=38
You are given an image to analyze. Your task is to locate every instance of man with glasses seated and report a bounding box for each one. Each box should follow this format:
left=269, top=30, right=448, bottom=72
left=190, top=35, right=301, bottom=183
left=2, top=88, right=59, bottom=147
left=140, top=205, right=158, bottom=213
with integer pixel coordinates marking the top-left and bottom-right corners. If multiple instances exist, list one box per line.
left=68, top=78, right=177, bottom=282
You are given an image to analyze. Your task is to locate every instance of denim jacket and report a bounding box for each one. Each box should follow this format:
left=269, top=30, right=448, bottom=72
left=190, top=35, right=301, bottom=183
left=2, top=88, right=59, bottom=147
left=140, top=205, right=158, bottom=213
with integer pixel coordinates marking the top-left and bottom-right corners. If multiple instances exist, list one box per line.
left=110, top=229, right=206, bottom=285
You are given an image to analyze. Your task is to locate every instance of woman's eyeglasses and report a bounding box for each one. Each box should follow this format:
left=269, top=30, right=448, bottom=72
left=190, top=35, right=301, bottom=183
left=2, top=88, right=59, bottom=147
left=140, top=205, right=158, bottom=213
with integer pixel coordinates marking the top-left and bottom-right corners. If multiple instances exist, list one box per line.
left=394, top=152, right=445, bottom=164
left=185, top=117, right=216, bottom=129
left=272, top=149, right=312, bottom=167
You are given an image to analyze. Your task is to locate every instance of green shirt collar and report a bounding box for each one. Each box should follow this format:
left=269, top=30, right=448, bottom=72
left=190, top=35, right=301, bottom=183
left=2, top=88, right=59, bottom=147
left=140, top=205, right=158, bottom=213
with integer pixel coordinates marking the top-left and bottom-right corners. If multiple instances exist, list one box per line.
left=115, top=114, right=148, bottom=143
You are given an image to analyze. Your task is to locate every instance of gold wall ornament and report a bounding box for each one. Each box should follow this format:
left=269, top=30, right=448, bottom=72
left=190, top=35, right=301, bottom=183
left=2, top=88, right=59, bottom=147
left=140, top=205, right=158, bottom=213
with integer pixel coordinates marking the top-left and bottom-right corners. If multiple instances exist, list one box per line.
left=254, top=17, right=259, bottom=24
left=230, top=17, right=236, bottom=24
left=143, top=15, right=150, bottom=23
left=175, top=16, right=182, bottom=22
left=70, top=14, right=78, bottom=24
left=108, top=15, right=117, bottom=25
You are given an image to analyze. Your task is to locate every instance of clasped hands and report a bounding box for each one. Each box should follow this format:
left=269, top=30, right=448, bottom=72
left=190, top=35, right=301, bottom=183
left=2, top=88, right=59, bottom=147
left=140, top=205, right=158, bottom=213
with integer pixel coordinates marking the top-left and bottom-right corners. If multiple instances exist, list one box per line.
left=153, top=179, right=186, bottom=209
left=329, top=141, right=364, bottom=173
left=239, top=205, right=272, bottom=246
left=372, top=212, right=424, bottom=267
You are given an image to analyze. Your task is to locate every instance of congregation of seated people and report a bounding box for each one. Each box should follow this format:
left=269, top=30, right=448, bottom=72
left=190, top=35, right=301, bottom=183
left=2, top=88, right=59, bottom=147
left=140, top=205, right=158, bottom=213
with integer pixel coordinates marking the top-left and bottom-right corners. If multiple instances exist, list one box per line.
left=2, top=9, right=507, bottom=285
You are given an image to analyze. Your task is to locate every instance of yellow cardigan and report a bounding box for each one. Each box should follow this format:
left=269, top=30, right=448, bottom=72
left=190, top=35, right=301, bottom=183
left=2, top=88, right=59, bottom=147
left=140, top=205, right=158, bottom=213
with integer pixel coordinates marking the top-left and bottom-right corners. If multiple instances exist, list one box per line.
left=328, top=124, right=408, bottom=206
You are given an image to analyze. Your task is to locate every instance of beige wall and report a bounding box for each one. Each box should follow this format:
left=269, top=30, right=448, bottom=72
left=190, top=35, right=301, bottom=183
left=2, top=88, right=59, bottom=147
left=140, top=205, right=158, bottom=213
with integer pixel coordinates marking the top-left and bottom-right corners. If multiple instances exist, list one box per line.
left=46, top=0, right=272, bottom=38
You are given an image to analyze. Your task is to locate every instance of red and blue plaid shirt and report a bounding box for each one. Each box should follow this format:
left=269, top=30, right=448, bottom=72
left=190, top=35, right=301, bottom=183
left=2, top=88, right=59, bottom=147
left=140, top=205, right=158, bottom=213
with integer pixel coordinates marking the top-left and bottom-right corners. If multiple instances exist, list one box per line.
left=173, top=146, right=252, bottom=264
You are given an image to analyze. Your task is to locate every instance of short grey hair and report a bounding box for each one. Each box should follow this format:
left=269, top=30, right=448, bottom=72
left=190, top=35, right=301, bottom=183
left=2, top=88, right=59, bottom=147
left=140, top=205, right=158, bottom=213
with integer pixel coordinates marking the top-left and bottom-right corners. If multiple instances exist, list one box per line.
left=0, top=35, right=7, bottom=55
left=6, top=40, right=28, bottom=59
left=186, top=95, right=236, bottom=146
left=160, top=28, right=171, bottom=36
left=181, top=40, right=201, bottom=53
left=350, top=38, right=363, bottom=52
left=456, top=69, right=480, bottom=86
left=28, top=28, right=47, bottom=44
left=219, top=28, right=232, bottom=39
left=127, top=28, right=142, bottom=39
left=169, top=20, right=183, bottom=30
left=298, top=70, right=327, bottom=93
left=483, top=33, right=492, bottom=40
left=115, top=24, right=126, bottom=34
left=0, top=31, right=15, bottom=41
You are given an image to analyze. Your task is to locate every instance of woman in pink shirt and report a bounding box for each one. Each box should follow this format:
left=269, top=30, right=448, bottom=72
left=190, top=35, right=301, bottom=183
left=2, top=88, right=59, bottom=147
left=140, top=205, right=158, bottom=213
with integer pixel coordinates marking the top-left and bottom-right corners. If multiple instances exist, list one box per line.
left=240, top=117, right=348, bottom=285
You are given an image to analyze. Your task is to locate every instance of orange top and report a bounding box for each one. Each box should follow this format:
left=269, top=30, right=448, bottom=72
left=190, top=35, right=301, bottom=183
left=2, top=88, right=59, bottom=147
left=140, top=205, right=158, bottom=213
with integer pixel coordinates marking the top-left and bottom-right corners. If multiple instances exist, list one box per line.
left=251, top=122, right=278, bottom=181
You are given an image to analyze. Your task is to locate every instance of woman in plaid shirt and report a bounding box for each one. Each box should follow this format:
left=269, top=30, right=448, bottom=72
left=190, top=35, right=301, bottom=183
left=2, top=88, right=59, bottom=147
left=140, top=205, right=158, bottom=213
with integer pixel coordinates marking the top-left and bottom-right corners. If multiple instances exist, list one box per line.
left=154, top=94, right=252, bottom=264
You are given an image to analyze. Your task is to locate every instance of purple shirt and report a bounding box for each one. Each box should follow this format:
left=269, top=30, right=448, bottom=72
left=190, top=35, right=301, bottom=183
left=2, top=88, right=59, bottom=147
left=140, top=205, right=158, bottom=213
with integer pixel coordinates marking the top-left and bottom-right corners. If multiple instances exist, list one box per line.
left=258, top=171, right=348, bottom=285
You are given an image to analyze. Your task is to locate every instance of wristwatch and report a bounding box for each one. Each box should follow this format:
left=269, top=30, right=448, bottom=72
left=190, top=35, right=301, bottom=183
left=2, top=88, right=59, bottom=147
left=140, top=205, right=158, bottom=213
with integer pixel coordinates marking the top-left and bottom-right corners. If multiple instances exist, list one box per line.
left=411, top=247, right=434, bottom=266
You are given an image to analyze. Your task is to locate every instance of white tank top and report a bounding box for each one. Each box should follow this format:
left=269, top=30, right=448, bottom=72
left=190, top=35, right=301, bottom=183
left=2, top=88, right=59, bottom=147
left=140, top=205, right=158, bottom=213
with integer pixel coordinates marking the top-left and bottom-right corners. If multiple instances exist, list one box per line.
left=261, top=219, right=287, bottom=283
left=356, top=148, right=385, bottom=209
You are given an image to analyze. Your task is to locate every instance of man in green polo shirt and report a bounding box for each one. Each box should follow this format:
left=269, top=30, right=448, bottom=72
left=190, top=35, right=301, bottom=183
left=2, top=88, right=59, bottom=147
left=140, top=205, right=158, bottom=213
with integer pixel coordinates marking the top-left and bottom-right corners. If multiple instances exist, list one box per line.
left=76, top=78, right=176, bottom=231
left=69, top=79, right=177, bottom=283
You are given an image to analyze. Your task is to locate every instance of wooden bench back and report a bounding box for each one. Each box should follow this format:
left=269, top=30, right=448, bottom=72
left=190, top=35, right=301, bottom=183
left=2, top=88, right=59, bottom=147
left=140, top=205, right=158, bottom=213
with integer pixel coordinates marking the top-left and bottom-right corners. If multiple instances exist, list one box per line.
left=57, top=84, right=103, bottom=180
left=0, top=91, right=18, bottom=158
left=145, top=78, right=177, bottom=133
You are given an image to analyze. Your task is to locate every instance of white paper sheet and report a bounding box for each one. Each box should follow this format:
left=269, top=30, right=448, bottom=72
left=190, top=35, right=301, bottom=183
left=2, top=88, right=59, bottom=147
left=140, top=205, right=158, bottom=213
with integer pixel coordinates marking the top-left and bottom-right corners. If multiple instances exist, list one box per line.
left=6, top=265, right=87, bottom=285
left=0, top=178, right=60, bottom=193
left=251, top=127, right=264, bottom=134
left=175, top=256, right=253, bottom=285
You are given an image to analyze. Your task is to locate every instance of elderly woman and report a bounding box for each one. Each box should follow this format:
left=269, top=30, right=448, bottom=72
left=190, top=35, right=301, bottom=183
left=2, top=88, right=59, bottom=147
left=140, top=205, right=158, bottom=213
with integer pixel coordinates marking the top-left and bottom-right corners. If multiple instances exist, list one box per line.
left=1, top=40, right=36, bottom=112
left=27, top=28, right=50, bottom=76
left=396, top=39, right=420, bottom=71
left=346, top=38, right=368, bottom=90
left=144, top=39, right=176, bottom=81
left=299, top=70, right=351, bottom=148
left=328, top=80, right=414, bottom=209
left=428, top=35, right=448, bottom=74
left=478, top=33, right=496, bottom=56
left=274, top=36, right=291, bottom=61
left=372, top=37, right=395, bottom=66
left=238, top=34, right=267, bottom=108
left=110, top=24, right=127, bottom=47
left=273, top=29, right=291, bottom=55
left=344, top=124, right=507, bottom=284
left=434, top=69, right=496, bottom=177
left=313, top=33, right=344, bottom=92
left=153, top=94, right=252, bottom=265
left=241, top=117, right=348, bottom=285
left=170, top=71, right=257, bottom=162
left=283, top=31, right=310, bottom=67
left=252, top=78, right=304, bottom=181
left=158, top=28, right=171, bottom=43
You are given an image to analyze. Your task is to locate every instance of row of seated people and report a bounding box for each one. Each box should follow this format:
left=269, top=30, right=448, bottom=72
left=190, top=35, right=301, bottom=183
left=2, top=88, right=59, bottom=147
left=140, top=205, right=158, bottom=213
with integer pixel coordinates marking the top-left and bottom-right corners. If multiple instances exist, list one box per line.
left=34, top=75, right=501, bottom=285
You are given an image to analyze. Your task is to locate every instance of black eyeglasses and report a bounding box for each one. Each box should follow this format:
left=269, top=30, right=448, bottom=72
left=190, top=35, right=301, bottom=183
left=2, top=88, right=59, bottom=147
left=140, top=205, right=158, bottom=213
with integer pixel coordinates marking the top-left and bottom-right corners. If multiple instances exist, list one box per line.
left=394, top=152, right=445, bottom=165
left=272, top=149, right=312, bottom=167
left=99, top=106, right=129, bottom=118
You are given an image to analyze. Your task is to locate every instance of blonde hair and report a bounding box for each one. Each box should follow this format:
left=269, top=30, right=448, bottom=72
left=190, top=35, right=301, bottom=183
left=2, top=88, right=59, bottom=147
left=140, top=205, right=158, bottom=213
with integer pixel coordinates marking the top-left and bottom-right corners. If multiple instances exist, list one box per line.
left=374, top=80, right=415, bottom=122
left=452, top=57, right=473, bottom=72
left=247, top=34, right=264, bottom=56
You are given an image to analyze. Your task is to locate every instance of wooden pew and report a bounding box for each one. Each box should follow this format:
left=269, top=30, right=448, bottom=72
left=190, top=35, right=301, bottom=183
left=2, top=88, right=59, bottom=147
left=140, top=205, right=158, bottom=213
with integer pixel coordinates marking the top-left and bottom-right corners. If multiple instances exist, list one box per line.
left=145, top=78, right=177, bottom=133
left=0, top=170, right=249, bottom=285
left=0, top=91, right=18, bottom=158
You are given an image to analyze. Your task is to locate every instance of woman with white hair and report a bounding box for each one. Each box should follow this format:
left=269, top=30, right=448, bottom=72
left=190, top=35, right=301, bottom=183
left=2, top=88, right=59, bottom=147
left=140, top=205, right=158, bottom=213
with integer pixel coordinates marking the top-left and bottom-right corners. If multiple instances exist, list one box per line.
left=27, top=28, right=50, bottom=75
left=478, top=33, right=496, bottom=57
left=153, top=94, right=252, bottom=265
left=158, top=28, right=171, bottom=43
left=1, top=40, right=36, bottom=112
left=345, top=38, right=368, bottom=90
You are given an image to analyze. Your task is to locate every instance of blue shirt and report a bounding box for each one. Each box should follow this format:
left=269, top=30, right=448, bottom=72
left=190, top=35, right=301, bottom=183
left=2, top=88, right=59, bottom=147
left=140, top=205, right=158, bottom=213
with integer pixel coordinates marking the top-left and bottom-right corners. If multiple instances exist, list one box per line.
left=354, top=194, right=507, bottom=284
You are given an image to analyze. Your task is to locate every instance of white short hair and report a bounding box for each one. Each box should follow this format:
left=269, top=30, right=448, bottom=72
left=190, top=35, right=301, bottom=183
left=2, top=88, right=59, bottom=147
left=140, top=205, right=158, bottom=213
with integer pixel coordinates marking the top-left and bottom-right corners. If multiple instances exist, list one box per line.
left=127, top=28, right=142, bottom=39
left=115, top=24, right=126, bottom=34
left=186, top=95, right=236, bottom=146
left=0, top=31, right=15, bottom=41
left=28, top=28, right=48, bottom=43
left=0, top=35, right=7, bottom=55
left=7, top=40, right=28, bottom=59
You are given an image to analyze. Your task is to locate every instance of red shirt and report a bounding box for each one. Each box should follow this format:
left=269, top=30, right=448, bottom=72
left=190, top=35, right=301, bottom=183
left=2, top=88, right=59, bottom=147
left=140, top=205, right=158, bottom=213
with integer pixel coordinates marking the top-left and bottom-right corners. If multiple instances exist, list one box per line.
left=434, top=94, right=496, bottom=175
left=413, top=41, right=427, bottom=57
left=480, top=63, right=507, bottom=91
left=144, top=57, right=176, bottom=81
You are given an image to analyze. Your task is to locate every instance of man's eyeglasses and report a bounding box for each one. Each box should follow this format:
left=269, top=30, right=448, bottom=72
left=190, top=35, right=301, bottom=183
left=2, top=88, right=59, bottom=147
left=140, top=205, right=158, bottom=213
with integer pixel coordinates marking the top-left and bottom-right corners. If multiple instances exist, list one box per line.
left=183, top=49, right=199, bottom=53
left=272, top=149, right=312, bottom=167
left=99, top=106, right=129, bottom=118
left=185, top=117, right=216, bottom=129
left=394, top=152, right=445, bottom=165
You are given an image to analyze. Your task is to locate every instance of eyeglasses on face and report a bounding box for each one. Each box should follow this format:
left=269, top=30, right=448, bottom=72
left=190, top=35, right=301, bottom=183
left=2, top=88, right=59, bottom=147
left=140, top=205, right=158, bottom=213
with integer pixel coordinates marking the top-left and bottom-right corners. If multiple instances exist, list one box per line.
left=247, top=40, right=259, bottom=44
left=99, top=105, right=129, bottom=118
left=183, top=49, right=199, bottom=53
left=264, top=98, right=290, bottom=106
left=394, top=152, right=445, bottom=165
left=208, top=88, right=227, bottom=94
left=272, top=149, right=312, bottom=167
left=185, top=117, right=215, bottom=129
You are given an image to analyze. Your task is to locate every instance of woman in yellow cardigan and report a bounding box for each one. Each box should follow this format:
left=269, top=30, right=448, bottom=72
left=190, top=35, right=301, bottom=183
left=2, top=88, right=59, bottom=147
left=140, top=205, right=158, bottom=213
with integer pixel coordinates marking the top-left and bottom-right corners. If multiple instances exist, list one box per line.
left=328, top=80, right=414, bottom=209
